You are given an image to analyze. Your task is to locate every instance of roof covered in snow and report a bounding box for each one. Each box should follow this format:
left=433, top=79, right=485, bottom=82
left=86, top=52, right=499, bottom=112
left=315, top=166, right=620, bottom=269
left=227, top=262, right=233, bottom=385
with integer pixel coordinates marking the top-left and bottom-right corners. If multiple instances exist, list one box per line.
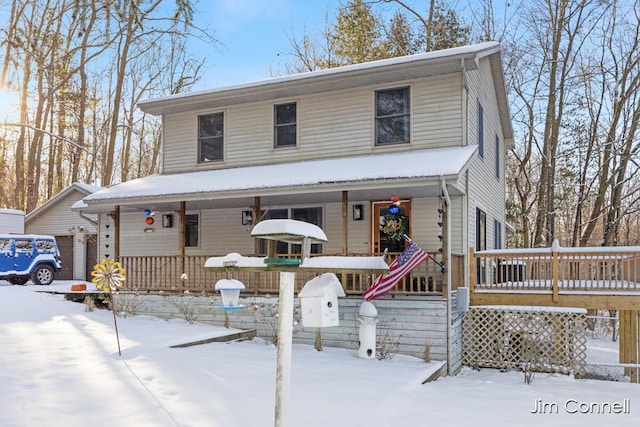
left=82, top=146, right=477, bottom=209
left=137, top=41, right=512, bottom=144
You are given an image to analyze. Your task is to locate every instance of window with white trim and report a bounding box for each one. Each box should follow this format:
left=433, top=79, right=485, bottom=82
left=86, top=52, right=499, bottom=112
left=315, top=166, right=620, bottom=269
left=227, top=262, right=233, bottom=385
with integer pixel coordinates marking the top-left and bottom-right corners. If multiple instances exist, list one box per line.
left=375, top=87, right=410, bottom=145
left=478, top=102, right=484, bottom=158
left=274, top=102, right=297, bottom=148
left=198, top=112, right=224, bottom=162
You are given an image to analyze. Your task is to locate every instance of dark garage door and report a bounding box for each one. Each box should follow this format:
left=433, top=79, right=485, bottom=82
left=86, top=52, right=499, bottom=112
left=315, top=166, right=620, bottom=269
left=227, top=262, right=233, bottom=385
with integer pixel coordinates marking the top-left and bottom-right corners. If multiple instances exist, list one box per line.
left=55, top=235, right=74, bottom=280
left=85, top=235, right=97, bottom=281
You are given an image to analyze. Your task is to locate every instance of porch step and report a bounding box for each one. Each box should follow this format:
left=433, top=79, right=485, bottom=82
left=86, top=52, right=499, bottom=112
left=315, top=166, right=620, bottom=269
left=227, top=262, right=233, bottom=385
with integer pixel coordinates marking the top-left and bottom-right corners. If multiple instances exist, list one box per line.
left=421, top=360, right=448, bottom=384
left=169, top=328, right=257, bottom=348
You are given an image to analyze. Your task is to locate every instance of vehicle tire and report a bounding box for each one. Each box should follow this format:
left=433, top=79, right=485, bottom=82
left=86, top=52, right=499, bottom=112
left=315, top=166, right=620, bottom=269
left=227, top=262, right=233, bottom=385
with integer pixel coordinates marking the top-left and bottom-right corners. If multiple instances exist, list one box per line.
left=8, top=276, right=29, bottom=285
left=32, top=264, right=55, bottom=285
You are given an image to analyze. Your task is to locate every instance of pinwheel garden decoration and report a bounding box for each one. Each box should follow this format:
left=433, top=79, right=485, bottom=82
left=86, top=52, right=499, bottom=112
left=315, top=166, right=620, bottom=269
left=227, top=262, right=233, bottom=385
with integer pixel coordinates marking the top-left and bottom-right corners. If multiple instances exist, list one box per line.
left=92, top=259, right=127, bottom=355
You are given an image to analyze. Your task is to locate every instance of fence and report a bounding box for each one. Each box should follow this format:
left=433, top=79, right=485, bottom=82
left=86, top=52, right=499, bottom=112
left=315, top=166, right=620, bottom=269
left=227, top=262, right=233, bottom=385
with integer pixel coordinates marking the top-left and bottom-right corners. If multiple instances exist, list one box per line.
left=119, top=251, right=462, bottom=297
left=462, top=306, right=587, bottom=375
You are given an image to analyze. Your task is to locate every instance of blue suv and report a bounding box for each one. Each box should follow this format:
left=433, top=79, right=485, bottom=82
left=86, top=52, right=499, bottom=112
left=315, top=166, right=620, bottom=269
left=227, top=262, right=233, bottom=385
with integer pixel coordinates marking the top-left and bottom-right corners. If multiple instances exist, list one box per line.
left=0, top=234, right=62, bottom=285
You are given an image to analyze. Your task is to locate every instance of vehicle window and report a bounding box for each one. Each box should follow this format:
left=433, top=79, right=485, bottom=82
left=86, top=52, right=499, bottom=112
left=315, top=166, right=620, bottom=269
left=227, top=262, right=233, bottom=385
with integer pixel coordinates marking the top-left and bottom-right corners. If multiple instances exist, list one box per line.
left=0, top=239, right=11, bottom=253
left=36, top=240, right=56, bottom=253
left=15, top=239, right=33, bottom=253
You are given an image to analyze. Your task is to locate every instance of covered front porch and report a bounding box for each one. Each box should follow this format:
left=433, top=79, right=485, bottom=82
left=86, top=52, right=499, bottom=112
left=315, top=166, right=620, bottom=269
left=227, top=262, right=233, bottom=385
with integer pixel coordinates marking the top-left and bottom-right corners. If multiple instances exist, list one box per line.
left=79, top=148, right=476, bottom=299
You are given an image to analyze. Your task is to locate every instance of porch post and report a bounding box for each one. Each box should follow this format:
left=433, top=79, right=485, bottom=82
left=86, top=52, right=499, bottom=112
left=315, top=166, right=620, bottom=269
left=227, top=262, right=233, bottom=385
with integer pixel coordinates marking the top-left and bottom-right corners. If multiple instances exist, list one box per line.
left=253, top=196, right=261, bottom=255
left=341, top=191, right=348, bottom=255
left=441, top=179, right=452, bottom=375
left=179, top=201, right=186, bottom=292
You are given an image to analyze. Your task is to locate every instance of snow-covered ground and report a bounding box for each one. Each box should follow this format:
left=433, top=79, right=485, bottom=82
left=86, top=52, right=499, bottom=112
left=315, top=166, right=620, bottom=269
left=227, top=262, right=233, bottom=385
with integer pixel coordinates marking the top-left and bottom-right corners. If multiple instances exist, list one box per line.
left=1, top=280, right=638, bottom=427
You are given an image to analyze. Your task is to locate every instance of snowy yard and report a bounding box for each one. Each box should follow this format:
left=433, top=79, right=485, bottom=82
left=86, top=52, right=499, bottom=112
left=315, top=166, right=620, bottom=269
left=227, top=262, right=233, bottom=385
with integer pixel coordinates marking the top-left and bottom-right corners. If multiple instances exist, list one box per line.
left=1, top=280, right=639, bottom=427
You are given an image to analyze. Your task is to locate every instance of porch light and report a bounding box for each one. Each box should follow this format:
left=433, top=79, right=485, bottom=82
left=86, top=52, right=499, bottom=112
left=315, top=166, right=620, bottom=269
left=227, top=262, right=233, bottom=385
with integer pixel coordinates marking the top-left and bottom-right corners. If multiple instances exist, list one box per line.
left=215, top=279, right=245, bottom=310
left=242, top=210, right=253, bottom=225
left=352, top=204, right=363, bottom=221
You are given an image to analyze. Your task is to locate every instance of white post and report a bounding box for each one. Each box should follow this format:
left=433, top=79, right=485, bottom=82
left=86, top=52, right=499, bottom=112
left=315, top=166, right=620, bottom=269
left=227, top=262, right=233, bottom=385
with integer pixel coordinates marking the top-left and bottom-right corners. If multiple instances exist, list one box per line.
left=358, top=301, right=378, bottom=359
left=274, top=271, right=295, bottom=427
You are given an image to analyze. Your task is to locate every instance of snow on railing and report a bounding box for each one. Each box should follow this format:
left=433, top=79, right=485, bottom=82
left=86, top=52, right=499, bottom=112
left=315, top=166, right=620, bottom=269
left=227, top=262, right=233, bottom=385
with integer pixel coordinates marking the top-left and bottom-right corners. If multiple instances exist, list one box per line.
left=470, top=242, right=640, bottom=299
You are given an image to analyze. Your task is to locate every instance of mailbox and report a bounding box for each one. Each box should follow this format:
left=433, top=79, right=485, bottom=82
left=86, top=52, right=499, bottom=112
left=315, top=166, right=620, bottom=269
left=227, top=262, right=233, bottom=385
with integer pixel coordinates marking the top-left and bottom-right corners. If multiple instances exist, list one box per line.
left=298, top=273, right=345, bottom=327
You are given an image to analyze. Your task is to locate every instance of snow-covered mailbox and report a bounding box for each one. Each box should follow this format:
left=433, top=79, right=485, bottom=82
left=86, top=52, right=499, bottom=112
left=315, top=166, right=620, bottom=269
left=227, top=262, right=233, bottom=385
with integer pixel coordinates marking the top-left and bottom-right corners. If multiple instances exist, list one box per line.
left=298, top=273, right=345, bottom=327
left=214, top=278, right=245, bottom=310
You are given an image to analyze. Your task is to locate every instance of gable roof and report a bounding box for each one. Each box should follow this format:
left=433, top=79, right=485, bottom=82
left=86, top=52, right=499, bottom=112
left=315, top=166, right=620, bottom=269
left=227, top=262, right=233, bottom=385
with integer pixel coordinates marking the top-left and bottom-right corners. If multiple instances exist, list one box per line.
left=81, top=146, right=477, bottom=211
left=138, top=41, right=512, bottom=144
left=25, top=182, right=103, bottom=223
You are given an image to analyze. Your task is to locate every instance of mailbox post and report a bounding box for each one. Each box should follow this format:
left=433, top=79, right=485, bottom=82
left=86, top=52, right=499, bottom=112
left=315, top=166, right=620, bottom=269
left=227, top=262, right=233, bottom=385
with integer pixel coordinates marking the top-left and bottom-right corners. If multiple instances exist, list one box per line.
left=205, top=219, right=388, bottom=427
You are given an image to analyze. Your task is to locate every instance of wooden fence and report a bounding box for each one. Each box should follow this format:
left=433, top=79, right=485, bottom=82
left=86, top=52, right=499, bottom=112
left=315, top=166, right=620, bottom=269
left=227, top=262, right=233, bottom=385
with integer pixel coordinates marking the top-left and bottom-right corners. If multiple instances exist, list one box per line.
left=118, top=251, right=462, bottom=297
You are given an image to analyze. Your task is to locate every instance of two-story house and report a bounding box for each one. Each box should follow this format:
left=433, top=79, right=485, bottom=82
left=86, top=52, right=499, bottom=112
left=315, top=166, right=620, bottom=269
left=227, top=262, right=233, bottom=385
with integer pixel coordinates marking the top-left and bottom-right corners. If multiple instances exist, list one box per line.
left=78, top=41, right=513, bottom=370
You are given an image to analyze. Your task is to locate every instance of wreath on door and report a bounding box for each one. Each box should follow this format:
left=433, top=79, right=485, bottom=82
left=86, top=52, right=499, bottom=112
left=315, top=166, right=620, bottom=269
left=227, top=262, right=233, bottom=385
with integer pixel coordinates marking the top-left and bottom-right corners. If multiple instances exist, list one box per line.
left=380, top=213, right=408, bottom=242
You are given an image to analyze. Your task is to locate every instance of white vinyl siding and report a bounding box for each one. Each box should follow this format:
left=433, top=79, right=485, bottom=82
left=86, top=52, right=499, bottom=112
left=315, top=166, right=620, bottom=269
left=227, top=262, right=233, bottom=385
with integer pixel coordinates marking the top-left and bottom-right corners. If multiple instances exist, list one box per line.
left=465, top=59, right=507, bottom=250
left=162, top=74, right=463, bottom=174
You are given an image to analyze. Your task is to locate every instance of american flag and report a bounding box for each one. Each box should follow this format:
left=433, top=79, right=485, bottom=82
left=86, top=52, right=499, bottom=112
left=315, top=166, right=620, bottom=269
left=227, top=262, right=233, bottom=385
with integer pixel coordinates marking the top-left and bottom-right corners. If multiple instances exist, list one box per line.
left=363, top=241, right=429, bottom=301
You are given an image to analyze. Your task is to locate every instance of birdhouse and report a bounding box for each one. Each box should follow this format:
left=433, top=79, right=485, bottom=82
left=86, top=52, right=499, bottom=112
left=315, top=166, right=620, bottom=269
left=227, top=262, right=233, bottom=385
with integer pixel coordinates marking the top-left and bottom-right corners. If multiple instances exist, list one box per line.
left=298, top=273, right=345, bottom=327
left=215, top=279, right=245, bottom=310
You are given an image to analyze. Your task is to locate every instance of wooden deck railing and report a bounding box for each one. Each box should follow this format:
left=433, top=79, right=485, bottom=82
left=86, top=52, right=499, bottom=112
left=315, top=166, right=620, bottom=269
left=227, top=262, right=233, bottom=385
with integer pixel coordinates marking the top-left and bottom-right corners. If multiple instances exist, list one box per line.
left=119, top=251, right=462, bottom=297
left=470, top=246, right=640, bottom=301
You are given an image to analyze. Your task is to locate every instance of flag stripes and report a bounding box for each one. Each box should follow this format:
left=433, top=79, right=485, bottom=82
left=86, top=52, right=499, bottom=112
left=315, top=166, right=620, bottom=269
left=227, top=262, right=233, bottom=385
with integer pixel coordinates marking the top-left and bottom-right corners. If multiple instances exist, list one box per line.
left=363, top=241, right=429, bottom=301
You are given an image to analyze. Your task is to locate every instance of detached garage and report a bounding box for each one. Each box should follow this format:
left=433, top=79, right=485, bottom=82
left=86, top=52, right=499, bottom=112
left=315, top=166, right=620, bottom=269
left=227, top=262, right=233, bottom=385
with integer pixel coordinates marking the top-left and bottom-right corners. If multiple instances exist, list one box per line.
left=25, top=183, right=102, bottom=281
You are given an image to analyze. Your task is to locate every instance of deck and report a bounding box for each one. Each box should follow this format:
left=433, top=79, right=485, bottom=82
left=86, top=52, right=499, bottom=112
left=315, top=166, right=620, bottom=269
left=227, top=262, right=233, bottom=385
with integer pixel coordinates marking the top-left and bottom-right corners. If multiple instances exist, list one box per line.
left=470, top=246, right=640, bottom=310
left=470, top=245, right=640, bottom=382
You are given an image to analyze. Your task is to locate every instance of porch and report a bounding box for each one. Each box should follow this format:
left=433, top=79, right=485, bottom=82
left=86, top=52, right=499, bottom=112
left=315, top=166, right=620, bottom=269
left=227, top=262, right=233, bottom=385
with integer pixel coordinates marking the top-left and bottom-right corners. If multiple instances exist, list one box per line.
left=118, top=250, right=465, bottom=298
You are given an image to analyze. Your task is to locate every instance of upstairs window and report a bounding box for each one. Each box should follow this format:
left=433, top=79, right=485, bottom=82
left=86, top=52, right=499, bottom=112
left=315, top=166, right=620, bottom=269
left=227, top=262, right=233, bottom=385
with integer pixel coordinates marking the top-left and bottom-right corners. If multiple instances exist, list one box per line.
left=478, top=102, right=484, bottom=158
left=274, top=102, right=297, bottom=148
left=495, top=134, right=500, bottom=178
left=375, top=87, right=410, bottom=145
left=198, top=112, right=224, bottom=162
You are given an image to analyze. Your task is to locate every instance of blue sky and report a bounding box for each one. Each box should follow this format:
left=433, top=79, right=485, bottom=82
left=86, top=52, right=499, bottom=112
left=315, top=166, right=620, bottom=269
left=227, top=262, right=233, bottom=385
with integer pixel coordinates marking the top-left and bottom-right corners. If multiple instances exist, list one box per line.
left=193, top=0, right=344, bottom=88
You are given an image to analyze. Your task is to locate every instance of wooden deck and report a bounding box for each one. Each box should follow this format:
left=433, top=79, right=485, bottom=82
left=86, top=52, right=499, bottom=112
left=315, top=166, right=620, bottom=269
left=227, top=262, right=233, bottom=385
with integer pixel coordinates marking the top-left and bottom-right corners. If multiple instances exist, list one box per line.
left=469, top=246, right=640, bottom=310
left=470, top=245, right=640, bottom=382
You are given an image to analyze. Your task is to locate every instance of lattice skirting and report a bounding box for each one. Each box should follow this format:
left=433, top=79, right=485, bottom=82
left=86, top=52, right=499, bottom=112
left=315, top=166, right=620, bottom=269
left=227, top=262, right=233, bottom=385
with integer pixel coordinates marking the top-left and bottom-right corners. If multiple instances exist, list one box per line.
left=462, top=307, right=587, bottom=375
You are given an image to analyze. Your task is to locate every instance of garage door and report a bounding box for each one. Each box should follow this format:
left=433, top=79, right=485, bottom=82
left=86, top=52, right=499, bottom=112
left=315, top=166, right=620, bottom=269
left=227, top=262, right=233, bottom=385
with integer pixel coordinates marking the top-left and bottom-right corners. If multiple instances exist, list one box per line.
left=55, top=235, right=73, bottom=280
left=85, top=235, right=97, bottom=281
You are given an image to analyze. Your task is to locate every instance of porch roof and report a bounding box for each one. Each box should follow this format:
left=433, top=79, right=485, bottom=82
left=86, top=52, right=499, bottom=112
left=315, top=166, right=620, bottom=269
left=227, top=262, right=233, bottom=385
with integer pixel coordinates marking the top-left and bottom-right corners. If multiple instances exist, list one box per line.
left=80, top=146, right=477, bottom=213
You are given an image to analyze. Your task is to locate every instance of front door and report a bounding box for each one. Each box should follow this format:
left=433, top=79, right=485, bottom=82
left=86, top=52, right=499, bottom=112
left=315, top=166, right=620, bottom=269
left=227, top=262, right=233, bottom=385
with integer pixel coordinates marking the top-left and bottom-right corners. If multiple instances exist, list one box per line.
left=371, top=200, right=411, bottom=254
